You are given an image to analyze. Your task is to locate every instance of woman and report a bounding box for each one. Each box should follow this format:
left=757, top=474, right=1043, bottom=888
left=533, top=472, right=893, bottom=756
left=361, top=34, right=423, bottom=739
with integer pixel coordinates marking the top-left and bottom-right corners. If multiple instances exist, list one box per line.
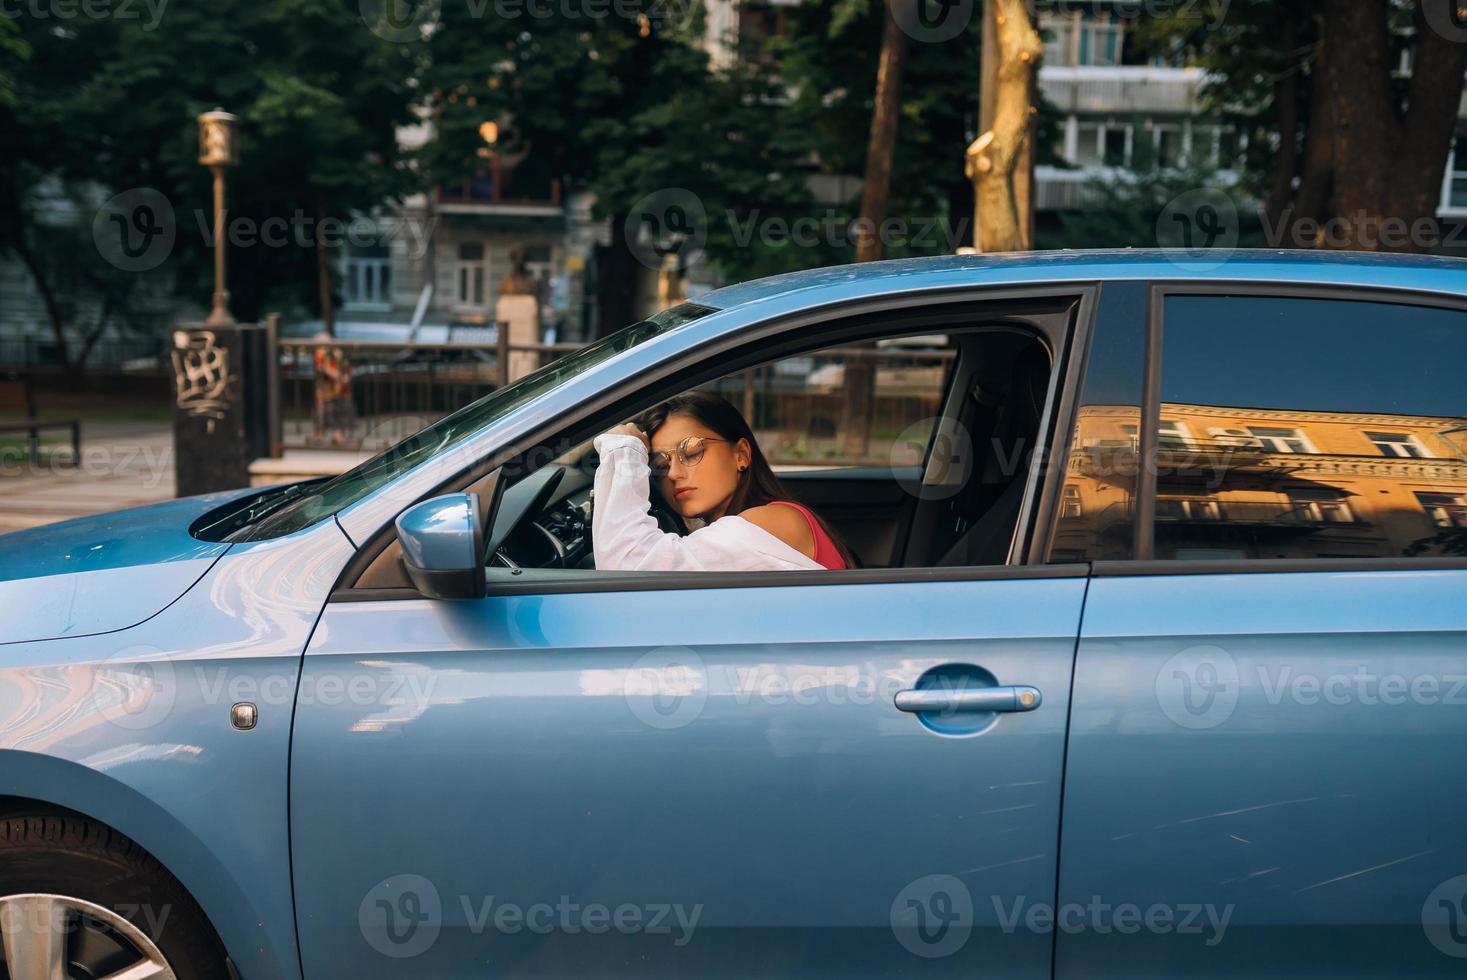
left=592, top=391, right=856, bottom=572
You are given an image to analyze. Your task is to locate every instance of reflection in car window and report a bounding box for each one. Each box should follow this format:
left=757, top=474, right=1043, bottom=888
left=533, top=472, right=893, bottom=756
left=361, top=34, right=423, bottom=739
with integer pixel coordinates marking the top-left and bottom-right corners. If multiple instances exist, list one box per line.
left=1151, top=294, right=1467, bottom=560
left=213, top=303, right=716, bottom=542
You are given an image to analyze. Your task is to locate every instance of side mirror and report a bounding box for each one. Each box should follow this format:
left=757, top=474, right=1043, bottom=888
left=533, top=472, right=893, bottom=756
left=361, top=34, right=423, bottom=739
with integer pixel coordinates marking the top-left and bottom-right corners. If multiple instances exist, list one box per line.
left=395, top=492, right=486, bottom=600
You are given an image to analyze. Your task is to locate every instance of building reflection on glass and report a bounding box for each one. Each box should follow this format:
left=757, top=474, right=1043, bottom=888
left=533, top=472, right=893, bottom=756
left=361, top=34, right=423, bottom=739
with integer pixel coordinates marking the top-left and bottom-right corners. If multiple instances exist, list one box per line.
left=1053, top=403, right=1467, bottom=561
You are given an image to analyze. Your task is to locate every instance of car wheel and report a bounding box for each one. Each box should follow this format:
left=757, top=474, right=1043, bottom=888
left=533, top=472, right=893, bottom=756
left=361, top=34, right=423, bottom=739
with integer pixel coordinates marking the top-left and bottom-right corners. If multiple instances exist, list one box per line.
left=0, top=814, right=228, bottom=980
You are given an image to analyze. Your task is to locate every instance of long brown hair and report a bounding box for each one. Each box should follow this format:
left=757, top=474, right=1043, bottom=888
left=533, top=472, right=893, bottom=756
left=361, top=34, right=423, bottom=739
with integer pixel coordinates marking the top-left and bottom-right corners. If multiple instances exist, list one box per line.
left=637, top=390, right=859, bottom=568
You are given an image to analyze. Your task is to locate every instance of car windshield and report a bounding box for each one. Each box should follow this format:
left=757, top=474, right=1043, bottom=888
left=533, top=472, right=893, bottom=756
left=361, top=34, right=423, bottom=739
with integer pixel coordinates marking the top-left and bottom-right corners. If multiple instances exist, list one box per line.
left=213, top=303, right=716, bottom=542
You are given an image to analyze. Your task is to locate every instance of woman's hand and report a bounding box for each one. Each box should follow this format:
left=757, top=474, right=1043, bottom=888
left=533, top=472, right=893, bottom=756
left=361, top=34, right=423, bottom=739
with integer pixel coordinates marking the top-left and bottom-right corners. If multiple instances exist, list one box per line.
left=604, top=422, right=649, bottom=451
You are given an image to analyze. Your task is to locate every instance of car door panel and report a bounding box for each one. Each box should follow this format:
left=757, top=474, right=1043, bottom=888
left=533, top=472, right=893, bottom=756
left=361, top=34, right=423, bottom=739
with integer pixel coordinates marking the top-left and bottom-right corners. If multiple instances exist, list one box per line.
left=291, top=571, right=1087, bottom=979
left=1057, top=567, right=1467, bottom=977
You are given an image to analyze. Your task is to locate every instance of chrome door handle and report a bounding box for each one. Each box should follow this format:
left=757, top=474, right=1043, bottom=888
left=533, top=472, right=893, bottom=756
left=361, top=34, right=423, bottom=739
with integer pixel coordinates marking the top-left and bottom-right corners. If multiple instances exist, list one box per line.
left=894, top=686, right=1042, bottom=714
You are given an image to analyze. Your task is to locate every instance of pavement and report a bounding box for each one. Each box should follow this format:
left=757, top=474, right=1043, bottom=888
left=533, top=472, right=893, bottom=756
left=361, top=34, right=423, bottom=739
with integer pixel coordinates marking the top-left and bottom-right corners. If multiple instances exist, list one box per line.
left=0, top=421, right=176, bottom=535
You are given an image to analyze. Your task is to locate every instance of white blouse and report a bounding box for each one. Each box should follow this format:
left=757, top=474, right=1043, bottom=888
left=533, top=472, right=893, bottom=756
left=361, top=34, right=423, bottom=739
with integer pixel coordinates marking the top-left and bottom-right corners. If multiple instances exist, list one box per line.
left=591, top=432, right=825, bottom=572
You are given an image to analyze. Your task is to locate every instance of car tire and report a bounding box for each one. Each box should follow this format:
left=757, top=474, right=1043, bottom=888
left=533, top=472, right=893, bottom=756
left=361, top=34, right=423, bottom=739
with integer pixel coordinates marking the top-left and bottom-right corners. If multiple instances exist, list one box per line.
left=0, top=813, right=229, bottom=980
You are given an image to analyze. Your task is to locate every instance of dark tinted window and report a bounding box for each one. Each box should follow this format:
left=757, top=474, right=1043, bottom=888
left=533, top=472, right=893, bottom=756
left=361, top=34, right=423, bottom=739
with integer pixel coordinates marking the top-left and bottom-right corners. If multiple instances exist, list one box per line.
left=1048, top=282, right=1147, bottom=562
left=1153, top=294, right=1467, bottom=560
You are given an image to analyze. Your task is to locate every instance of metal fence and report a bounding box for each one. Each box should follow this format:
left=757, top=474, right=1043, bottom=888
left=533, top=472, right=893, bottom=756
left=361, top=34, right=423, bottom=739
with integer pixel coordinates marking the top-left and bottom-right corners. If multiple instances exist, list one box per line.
left=278, top=334, right=580, bottom=450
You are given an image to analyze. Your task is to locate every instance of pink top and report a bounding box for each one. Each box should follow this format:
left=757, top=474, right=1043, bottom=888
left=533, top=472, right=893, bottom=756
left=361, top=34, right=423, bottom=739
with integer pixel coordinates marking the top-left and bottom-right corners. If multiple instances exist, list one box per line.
left=768, top=501, right=848, bottom=570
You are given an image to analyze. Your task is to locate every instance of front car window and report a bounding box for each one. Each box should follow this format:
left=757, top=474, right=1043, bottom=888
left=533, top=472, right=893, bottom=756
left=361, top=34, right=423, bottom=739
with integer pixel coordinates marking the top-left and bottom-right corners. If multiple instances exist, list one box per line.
left=203, top=303, right=715, bottom=542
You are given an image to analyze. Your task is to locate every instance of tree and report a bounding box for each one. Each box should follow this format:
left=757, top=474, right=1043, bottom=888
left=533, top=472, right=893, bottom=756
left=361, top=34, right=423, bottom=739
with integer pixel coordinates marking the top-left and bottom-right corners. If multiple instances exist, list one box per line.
left=854, top=0, right=908, bottom=262
left=966, top=0, right=1041, bottom=252
left=1141, top=0, right=1467, bottom=253
left=0, top=0, right=418, bottom=377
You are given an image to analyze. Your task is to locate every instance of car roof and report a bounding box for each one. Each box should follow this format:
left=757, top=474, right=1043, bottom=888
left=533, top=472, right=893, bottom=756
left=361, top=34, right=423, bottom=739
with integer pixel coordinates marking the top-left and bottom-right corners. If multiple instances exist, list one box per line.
left=697, top=249, right=1467, bottom=312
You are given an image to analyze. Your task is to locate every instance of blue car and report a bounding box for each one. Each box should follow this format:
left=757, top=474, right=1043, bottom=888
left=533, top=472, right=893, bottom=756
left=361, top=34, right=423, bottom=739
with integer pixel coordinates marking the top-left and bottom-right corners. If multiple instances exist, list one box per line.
left=3, top=249, right=1467, bottom=980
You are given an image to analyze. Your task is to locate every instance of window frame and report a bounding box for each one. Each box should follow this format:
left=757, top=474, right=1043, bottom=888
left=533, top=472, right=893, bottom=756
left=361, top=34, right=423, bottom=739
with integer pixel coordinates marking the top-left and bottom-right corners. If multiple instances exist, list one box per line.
left=1095, top=280, right=1467, bottom=577
left=329, top=285, right=1099, bottom=602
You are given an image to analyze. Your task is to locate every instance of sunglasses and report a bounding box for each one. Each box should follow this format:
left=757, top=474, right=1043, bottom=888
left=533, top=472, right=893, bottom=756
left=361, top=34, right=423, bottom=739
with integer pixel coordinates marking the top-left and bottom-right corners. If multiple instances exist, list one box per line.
left=648, top=435, right=728, bottom=477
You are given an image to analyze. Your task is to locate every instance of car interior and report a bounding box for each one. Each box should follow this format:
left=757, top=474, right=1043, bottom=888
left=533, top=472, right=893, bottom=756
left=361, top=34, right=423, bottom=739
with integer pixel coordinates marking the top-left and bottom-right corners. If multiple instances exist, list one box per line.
left=348, top=298, right=1075, bottom=593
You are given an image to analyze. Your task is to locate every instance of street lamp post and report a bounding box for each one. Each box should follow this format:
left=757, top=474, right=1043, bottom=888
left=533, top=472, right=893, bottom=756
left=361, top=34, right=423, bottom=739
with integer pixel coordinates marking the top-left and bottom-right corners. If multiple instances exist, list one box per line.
left=197, top=108, right=239, bottom=326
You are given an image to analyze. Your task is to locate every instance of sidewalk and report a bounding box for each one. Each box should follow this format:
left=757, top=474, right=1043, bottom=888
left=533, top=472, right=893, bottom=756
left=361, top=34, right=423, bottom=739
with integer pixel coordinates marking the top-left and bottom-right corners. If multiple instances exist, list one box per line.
left=0, top=421, right=175, bottom=535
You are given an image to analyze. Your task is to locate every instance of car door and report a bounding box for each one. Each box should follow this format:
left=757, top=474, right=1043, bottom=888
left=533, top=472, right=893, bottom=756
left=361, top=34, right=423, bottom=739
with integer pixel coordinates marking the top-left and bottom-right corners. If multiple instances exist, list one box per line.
left=1052, top=286, right=1467, bottom=978
left=287, top=299, right=1093, bottom=979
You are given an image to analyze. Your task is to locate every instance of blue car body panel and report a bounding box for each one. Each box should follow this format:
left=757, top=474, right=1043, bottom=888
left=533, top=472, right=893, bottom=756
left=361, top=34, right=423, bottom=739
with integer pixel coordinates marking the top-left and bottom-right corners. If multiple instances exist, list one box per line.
left=0, top=250, right=1462, bottom=980
left=1059, top=567, right=1467, bottom=979
left=0, top=516, right=355, bottom=980
left=292, top=574, right=1088, bottom=978
left=0, top=493, right=248, bottom=644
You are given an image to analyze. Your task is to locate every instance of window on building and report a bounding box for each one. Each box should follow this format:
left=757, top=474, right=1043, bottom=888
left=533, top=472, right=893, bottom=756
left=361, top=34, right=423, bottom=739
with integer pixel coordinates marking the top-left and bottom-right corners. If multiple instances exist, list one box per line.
left=1367, top=431, right=1432, bottom=458
left=1154, top=294, right=1467, bottom=560
left=342, top=244, right=392, bottom=309
left=1248, top=426, right=1314, bottom=454
left=1418, top=492, right=1467, bottom=529
left=1060, top=483, right=1084, bottom=519
left=1075, top=123, right=1103, bottom=166
left=1103, top=127, right=1128, bottom=167
left=1447, top=140, right=1467, bottom=210
left=1041, top=12, right=1076, bottom=67
left=1286, top=487, right=1355, bottom=524
left=1151, top=124, right=1183, bottom=168
left=1078, top=13, right=1122, bottom=66
left=455, top=242, right=486, bottom=308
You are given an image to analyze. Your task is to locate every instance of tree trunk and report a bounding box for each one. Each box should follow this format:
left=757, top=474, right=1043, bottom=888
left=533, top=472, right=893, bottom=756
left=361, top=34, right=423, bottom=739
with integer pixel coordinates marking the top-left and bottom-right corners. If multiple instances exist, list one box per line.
left=969, top=0, right=1042, bottom=253
left=1383, top=0, right=1467, bottom=238
left=315, top=201, right=336, bottom=337
left=1317, top=0, right=1466, bottom=252
left=13, top=240, right=75, bottom=381
left=1290, top=20, right=1336, bottom=243
left=1263, top=8, right=1301, bottom=230
left=854, top=0, right=909, bottom=263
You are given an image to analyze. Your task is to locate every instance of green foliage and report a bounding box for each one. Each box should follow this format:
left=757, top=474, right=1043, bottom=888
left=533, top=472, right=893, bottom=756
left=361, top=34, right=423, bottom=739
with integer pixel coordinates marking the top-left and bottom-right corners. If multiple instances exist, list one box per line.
left=1, top=0, right=418, bottom=327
